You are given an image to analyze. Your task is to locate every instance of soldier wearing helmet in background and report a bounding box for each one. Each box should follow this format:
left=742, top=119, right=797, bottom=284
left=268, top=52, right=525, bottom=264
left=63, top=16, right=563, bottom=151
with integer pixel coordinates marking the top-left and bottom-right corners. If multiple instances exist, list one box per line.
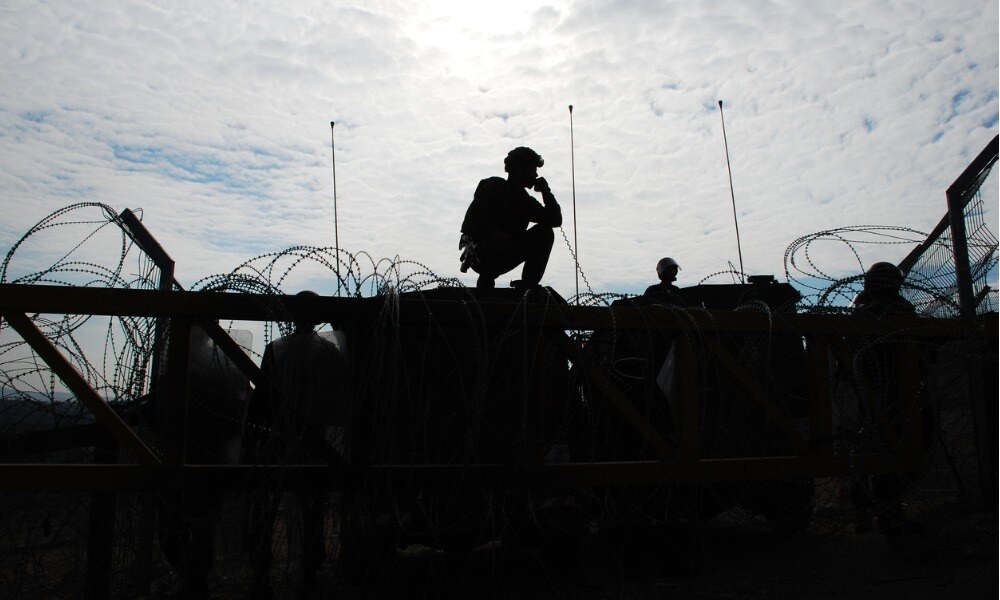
left=850, top=261, right=926, bottom=537
left=246, top=290, right=347, bottom=599
left=642, top=257, right=683, bottom=306
left=854, top=261, right=916, bottom=318
left=459, top=146, right=563, bottom=290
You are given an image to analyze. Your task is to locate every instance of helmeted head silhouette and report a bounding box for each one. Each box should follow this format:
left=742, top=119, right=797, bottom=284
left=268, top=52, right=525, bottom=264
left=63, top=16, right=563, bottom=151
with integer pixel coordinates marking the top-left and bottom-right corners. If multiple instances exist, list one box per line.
left=863, top=262, right=904, bottom=294
left=656, top=257, right=680, bottom=282
left=293, top=290, right=320, bottom=333
left=504, top=147, right=544, bottom=173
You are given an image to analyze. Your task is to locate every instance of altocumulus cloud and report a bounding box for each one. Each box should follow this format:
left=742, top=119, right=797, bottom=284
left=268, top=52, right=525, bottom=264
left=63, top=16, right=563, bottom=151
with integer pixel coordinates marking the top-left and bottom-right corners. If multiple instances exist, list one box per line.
left=0, top=0, right=996, bottom=293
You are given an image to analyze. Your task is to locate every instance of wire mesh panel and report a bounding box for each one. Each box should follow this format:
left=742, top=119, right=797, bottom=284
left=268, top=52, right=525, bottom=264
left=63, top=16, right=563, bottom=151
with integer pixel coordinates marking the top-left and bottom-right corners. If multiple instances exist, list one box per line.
left=964, top=164, right=999, bottom=314
left=902, top=136, right=999, bottom=317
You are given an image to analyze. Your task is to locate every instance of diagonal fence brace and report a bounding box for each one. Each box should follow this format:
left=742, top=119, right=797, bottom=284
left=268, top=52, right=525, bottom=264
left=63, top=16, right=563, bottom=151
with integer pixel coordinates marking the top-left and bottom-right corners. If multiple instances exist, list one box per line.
left=3, top=311, right=161, bottom=466
left=547, top=329, right=675, bottom=461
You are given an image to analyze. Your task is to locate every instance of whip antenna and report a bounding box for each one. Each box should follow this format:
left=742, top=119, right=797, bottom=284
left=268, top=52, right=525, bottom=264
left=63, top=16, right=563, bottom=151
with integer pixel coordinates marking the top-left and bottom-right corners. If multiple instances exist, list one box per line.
left=718, top=100, right=746, bottom=284
left=330, top=121, right=341, bottom=296
left=569, top=105, right=579, bottom=303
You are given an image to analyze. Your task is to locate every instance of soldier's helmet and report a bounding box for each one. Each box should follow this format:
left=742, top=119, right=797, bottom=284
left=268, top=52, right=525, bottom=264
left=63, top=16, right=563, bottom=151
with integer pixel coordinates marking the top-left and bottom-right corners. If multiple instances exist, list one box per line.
left=864, top=261, right=904, bottom=292
left=656, top=257, right=680, bottom=280
left=504, top=147, right=544, bottom=172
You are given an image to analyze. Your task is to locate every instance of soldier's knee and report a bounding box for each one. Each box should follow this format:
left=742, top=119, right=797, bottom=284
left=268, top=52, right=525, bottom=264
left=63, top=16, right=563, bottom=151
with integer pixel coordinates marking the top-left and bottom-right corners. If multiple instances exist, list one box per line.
left=535, top=226, right=555, bottom=245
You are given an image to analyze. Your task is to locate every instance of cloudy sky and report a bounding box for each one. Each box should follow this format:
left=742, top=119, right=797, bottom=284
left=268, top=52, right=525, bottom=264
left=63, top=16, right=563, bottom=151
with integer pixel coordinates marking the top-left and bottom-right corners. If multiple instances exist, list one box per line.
left=1, top=0, right=997, bottom=297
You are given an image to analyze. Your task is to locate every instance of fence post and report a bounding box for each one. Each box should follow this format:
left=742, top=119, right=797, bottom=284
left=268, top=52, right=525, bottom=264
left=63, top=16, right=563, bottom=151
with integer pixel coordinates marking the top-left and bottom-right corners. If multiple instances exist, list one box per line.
left=979, top=320, right=998, bottom=506
left=944, top=134, right=998, bottom=318
left=966, top=332, right=997, bottom=506
left=85, top=431, right=120, bottom=600
left=118, top=209, right=178, bottom=596
left=946, top=188, right=975, bottom=319
left=807, top=335, right=832, bottom=458
left=162, top=317, right=192, bottom=465
left=944, top=137, right=998, bottom=505
left=675, top=337, right=700, bottom=461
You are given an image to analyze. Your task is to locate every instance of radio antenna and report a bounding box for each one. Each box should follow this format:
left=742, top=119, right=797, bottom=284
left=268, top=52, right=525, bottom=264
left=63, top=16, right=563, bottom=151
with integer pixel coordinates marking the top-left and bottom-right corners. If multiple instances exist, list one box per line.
left=569, top=104, right=579, bottom=303
left=718, top=100, right=746, bottom=284
left=330, top=121, right=341, bottom=297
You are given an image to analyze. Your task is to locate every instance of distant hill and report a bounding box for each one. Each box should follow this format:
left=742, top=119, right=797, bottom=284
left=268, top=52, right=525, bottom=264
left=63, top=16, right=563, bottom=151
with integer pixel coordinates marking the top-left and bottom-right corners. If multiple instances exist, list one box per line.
left=0, top=392, right=95, bottom=435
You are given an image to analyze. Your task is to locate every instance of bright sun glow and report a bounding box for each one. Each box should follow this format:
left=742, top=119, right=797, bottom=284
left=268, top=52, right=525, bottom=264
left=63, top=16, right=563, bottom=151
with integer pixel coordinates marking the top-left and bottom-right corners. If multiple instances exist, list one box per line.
left=404, top=1, right=556, bottom=79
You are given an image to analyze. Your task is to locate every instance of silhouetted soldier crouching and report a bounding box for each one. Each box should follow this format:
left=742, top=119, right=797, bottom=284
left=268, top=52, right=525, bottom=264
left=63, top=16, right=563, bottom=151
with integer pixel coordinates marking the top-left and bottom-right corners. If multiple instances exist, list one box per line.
left=459, top=146, right=562, bottom=290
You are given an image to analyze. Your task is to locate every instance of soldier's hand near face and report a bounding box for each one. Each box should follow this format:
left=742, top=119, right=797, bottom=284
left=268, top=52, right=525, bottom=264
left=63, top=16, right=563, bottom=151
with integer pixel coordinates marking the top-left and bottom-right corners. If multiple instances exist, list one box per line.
left=532, top=177, right=550, bottom=194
